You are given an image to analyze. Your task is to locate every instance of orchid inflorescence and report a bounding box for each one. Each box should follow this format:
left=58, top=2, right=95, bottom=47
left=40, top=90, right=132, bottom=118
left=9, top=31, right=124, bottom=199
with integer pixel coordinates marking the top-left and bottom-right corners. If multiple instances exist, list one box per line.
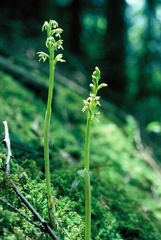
left=82, top=67, right=107, bottom=119
left=37, top=20, right=65, bottom=64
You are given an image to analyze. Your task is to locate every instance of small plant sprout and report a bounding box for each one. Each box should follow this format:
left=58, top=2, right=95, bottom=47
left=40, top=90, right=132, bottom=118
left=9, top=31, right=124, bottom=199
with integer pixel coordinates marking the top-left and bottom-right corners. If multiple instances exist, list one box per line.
left=37, top=20, right=65, bottom=227
left=82, top=67, right=107, bottom=240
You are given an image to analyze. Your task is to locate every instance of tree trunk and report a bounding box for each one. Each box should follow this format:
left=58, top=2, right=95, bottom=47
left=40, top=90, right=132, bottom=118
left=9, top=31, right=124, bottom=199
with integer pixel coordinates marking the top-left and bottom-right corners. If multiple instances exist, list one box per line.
left=137, top=0, right=157, bottom=98
left=103, top=0, right=127, bottom=100
left=67, top=0, right=82, bottom=55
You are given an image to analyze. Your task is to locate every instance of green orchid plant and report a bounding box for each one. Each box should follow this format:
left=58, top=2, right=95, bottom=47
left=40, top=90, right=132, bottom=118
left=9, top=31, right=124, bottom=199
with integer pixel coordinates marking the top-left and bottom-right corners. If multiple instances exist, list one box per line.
left=82, top=67, right=107, bottom=240
left=37, top=20, right=65, bottom=227
left=37, top=20, right=107, bottom=238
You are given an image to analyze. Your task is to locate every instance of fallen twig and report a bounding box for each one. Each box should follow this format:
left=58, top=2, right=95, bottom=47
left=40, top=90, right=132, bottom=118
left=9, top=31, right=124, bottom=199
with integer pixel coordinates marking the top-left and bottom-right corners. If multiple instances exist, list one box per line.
left=2, top=120, right=12, bottom=175
left=10, top=181, right=60, bottom=240
left=0, top=197, right=40, bottom=227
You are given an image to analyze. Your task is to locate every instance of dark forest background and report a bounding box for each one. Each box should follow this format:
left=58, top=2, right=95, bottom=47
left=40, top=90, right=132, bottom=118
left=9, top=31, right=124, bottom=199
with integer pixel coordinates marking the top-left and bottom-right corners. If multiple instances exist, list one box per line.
left=1, top=0, right=161, bottom=154
left=1, top=1, right=161, bottom=239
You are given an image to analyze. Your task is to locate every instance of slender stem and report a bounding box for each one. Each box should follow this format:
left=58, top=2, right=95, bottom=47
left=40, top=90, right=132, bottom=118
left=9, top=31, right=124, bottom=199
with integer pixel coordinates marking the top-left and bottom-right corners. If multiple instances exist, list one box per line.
left=84, top=112, right=92, bottom=171
left=83, top=66, right=106, bottom=240
left=44, top=49, right=55, bottom=221
left=84, top=168, right=91, bottom=240
left=84, top=111, right=92, bottom=240
left=39, top=20, right=65, bottom=227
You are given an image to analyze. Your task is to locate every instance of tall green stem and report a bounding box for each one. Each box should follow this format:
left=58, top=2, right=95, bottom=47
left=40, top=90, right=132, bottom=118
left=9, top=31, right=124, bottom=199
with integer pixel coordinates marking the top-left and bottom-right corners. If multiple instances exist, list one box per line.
left=38, top=20, right=65, bottom=227
left=84, top=112, right=92, bottom=171
left=84, top=112, right=92, bottom=240
left=82, top=67, right=107, bottom=240
left=44, top=50, right=55, bottom=221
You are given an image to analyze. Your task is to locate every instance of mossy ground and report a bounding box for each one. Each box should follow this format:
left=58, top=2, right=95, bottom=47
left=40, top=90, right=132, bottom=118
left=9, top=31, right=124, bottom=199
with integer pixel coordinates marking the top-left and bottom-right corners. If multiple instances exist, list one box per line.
left=0, top=71, right=161, bottom=239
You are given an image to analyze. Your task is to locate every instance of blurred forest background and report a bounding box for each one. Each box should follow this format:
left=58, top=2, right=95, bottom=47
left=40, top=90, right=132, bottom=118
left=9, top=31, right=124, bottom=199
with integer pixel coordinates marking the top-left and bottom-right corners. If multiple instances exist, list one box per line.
left=1, top=0, right=161, bottom=158
left=1, top=1, right=161, bottom=239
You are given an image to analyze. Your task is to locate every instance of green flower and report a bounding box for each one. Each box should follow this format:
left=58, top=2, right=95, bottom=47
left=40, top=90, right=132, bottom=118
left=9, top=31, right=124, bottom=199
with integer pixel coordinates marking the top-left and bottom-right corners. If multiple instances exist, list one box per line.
left=37, top=52, right=49, bottom=62
left=55, top=54, right=65, bottom=63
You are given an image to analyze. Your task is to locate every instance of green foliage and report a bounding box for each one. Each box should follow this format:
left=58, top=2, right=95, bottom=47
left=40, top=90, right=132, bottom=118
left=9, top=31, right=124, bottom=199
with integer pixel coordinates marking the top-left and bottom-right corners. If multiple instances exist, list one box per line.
left=147, top=121, right=161, bottom=134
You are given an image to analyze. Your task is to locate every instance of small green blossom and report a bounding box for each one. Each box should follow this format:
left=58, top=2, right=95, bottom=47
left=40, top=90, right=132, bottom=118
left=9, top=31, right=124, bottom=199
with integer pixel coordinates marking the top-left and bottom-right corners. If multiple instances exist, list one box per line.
left=55, top=54, right=66, bottom=63
left=42, top=20, right=58, bottom=33
left=57, top=39, right=64, bottom=50
left=50, top=20, right=58, bottom=29
left=37, top=52, right=49, bottom=62
left=54, top=28, right=63, bottom=38
left=46, top=36, right=56, bottom=49
left=42, top=21, right=49, bottom=32
left=97, top=83, right=108, bottom=91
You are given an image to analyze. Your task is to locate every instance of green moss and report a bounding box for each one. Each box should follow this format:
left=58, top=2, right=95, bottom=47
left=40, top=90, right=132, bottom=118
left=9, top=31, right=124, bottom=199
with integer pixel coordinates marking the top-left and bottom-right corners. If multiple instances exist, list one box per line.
left=0, top=71, right=161, bottom=239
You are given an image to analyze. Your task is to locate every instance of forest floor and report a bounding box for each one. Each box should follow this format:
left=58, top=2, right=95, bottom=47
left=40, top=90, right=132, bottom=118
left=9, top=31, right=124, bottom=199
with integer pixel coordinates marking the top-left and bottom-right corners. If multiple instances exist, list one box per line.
left=0, top=38, right=161, bottom=239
